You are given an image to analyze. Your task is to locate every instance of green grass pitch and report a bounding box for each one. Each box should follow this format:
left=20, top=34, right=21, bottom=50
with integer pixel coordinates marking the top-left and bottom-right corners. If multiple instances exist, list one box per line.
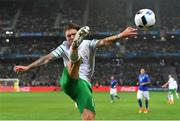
left=0, top=91, right=180, bottom=120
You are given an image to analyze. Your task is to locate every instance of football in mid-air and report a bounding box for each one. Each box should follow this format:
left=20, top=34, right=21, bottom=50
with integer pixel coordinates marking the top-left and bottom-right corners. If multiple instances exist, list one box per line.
left=134, top=9, right=156, bottom=30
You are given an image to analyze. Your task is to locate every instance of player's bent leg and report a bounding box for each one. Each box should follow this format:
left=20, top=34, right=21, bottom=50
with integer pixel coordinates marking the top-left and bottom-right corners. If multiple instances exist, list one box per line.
left=72, top=26, right=90, bottom=48
left=82, top=108, right=95, bottom=120
left=67, top=59, right=81, bottom=80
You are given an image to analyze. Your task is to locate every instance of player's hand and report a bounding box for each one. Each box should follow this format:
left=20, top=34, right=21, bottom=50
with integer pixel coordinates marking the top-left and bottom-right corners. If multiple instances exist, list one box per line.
left=13, top=65, right=30, bottom=73
left=140, top=83, right=145, bottom=86
left=118, top=27, right=138, bottom=39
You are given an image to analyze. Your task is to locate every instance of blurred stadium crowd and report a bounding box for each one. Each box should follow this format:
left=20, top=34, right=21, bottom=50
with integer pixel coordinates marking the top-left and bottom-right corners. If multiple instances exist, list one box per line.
left=0, top=0, right=180, bottom=87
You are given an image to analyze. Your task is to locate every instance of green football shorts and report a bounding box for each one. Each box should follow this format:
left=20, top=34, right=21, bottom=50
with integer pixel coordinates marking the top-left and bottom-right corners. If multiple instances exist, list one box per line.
left=168, top=89, right=176, bottom=95
left=59, top=67, right=95, bottom=114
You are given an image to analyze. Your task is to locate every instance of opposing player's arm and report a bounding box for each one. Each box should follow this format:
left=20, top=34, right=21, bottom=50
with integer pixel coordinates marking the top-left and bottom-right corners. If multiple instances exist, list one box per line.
left=96, top=27, right=137, bottom=48
left=14, top=53, right=56, bottom=72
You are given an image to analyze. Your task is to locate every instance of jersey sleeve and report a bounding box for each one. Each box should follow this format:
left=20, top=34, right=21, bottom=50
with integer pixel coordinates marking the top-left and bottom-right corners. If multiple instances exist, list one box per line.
left=51, top=45, right=64, bottom=58
left=89, top=39, right=99, bottom=50
left=146, top=74, right=151, bottom=82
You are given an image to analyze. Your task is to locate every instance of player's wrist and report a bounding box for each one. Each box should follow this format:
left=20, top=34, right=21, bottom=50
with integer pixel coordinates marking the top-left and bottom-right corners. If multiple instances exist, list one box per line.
left=26, top=65, right=31, bottom=70
left=115, top=33, right=122, bottom=39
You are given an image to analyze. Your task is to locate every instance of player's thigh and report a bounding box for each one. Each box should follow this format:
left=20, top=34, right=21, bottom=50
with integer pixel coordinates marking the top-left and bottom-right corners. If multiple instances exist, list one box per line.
left=59, top=67, right=77, bottom=98
left=67, top=61, right=81, bottom=80
left=110, top=88, right=117, bottom=95
left=173, top=89, right=176, bottom=94
left=76, top=79, right=95, bottom=114
left=137, top=90, right=143, bottom=99
left=143, top=91, right=150, bottom=100
left=168, top=89, right=174, bottom=95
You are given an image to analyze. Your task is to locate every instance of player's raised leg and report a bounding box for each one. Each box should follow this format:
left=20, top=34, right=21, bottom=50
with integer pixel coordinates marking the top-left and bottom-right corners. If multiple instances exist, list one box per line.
left=68, top=26, right=90, bottom=79
left=67, top=26, right=95, bottom=120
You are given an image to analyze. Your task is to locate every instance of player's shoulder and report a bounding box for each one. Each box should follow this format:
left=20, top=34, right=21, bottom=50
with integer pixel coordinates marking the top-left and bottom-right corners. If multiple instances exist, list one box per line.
left=145, top=73, right=149, bottom=77
left=61, top=41, right=68, bottom=46
left=82, top=39, right=92, bottom=44
left=83, top=39, right=99, bottom=44
left=57, top=41, right=68, bottom=50
left=81, top=39, right=97, bottom=47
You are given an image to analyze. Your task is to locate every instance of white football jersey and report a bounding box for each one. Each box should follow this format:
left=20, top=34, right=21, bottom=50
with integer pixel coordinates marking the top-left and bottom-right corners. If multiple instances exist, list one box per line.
left=168, top=77, right=178, bottom=89
left=174, top=80, right=178, bottom=89
left=51, top=39, right=98, bottom=84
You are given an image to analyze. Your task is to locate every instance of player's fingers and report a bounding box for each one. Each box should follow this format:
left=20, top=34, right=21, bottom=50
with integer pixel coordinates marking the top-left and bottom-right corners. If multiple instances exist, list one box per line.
left=129, top=29, right=138, bottom=33
left=128, top=27, right=138, bottom=31
left=130, top=27, right=137, bottom=30
left=129, top=32, right=138, bottom=36
left=14, top=66, right=23, bottom=73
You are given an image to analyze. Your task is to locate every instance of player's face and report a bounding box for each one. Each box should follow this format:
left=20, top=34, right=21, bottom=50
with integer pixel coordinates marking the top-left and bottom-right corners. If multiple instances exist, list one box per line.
left=169, top=75, right=172, bottom=78
left=140, top=69, right=145, bottom=74
left=65, top=29, right=78, bottom=47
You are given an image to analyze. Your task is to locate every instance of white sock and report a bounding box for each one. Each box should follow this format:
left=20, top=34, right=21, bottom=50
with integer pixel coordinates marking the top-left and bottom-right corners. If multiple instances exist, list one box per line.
left=176, top=92, right=179, bottom=99
left=171, top=94, right=174, bottom=102
left=69, top=49, right=79, bottom=62
left=168, top=94, right=171, bottom=101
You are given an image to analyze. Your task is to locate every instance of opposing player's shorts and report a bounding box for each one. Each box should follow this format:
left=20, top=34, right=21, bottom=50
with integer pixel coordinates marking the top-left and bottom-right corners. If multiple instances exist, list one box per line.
left=110, top=88, right=117, bottom=95
left=59, top=67, right=95, bottom=114
left=137, top=90, right=150, bottom=100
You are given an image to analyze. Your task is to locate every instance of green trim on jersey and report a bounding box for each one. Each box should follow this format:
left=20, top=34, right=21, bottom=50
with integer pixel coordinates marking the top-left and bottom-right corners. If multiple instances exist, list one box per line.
left=59, top=67, right=95, bottom=114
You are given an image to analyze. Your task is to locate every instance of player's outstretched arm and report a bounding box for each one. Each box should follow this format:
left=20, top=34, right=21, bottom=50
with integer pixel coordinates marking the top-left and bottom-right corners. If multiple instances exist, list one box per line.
left=96, top=27, right=137, bottom=47
left=14, top=53, right=55, bottom=73
left=162, top=82, right=169, bottom=88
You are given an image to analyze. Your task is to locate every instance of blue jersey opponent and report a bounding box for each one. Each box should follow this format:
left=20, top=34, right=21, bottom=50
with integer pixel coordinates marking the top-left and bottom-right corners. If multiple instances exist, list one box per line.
left=110, top=79, right=118, bottom=89
left=137, top=68, right=151, bottom=113
left=138, top=73, right=150, bottom=91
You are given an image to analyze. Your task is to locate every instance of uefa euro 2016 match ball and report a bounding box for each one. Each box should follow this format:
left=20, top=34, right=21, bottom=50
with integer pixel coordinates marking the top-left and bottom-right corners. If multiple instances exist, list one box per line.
left=134, top=9, right=156, bottom=30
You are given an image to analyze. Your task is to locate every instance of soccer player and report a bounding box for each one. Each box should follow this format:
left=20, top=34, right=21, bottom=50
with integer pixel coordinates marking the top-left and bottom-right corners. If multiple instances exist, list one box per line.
left=14, top=23, right=137, bottom=120
left=137, top=68, right=151, bottom=113
left=110, top=75, right=120, bottom=103
left=162, top=74, right=179, bottom=104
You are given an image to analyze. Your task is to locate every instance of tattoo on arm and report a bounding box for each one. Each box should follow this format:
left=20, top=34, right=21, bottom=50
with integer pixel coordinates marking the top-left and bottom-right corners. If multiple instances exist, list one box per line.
left=97, top=34, right=121, bottom=47
left=28, top=54, right=53, bottom=69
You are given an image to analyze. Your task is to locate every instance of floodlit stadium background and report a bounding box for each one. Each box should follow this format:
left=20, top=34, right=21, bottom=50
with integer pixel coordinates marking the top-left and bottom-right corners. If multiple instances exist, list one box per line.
left=0, top=0, right=180, bottom=120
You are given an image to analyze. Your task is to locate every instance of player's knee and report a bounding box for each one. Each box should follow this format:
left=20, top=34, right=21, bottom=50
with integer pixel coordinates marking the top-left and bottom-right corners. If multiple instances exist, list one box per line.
left=82, top=114, right=94, bottom=120
left=82, top=109, right=95, bottom=120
